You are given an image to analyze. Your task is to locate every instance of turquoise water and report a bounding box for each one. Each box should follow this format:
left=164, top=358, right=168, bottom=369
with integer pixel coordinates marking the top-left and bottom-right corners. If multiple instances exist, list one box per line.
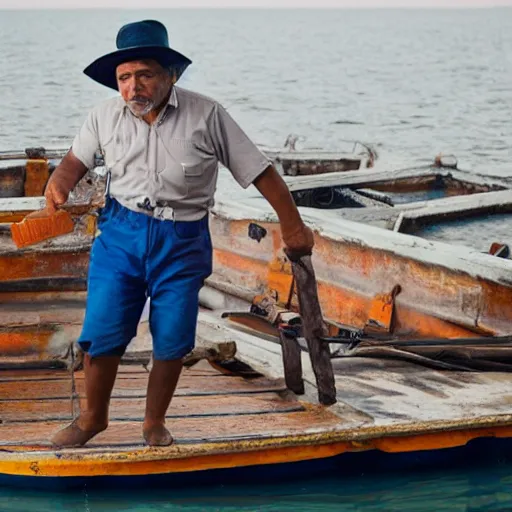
left=2, top=461, right=512, bottom=511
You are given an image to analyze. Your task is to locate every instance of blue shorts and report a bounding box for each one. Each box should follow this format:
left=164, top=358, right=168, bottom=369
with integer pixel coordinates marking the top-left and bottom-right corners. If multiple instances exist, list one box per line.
left=78, top=198, right=212, bottom=360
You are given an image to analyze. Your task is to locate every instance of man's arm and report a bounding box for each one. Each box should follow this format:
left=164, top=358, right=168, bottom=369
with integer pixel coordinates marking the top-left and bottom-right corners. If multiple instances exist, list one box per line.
left=205, top=103, right=314, bottom=256
left=45, top=150, right=89, bottom=212
left=254, top=165, right=314, bottom=258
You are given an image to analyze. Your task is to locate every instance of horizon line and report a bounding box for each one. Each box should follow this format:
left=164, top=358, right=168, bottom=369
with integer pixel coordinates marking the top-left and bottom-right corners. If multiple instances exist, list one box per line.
left=1, top=5, right=510, bottom=8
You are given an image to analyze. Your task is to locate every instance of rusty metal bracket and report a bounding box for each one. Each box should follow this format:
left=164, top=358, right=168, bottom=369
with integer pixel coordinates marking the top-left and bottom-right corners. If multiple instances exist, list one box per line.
left=364, top=284, right=402, bottom=335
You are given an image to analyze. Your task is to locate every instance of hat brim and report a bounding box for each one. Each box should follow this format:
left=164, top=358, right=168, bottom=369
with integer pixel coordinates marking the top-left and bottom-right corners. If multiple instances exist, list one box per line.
left=84, top=46, right=192, bottom=90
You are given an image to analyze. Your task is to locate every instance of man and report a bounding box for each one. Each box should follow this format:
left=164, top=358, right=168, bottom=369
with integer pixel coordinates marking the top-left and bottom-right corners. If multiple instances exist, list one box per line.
left=49, top=19, right=314, bottom=448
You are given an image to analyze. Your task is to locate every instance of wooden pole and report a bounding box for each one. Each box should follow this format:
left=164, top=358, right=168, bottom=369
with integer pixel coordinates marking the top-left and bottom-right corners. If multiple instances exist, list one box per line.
left=279, top=329, right=305, bottom=395
left=289, top=255, right=337, bottom=405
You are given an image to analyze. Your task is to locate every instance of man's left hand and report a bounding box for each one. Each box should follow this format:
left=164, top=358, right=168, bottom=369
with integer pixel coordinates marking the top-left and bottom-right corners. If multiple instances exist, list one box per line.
left=282, top=223, right=315, bottom=261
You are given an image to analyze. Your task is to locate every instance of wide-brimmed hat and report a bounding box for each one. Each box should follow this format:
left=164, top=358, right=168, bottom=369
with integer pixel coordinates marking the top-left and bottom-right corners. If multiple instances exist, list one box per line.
left=84, top=20, right=192, bottom=90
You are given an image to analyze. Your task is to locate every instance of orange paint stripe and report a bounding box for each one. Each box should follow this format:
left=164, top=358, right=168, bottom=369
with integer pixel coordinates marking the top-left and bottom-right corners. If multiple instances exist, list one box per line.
left=24, top=160, right=49, bottom=197
left=213, top=248, right=481, bottom=338
left=0, top=330, right=53, bottom=356
left=0, top=213, right=31, bottom=223
left=3, top=425, right=512, bottom=478
left=0, top=252, right=89, bottom=281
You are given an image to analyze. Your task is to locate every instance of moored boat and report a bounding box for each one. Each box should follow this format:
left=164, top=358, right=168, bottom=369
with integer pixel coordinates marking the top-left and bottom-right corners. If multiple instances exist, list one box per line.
left=1, top=149, right=512, bottom=488
left=260, top=136, right=377, bottom=176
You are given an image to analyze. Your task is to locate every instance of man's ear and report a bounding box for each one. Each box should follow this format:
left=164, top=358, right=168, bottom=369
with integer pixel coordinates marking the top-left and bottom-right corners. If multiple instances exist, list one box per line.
left=168, top=68, right=177, bottom=85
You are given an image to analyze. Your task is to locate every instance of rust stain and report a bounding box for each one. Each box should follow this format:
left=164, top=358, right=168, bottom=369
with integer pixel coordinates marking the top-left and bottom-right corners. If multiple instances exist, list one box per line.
left=365, top=285, right=401, bottom=334
left=0, top=212, right=32, bottom=223
left=0, top=329, right=54, bottom=356
left=211, top=218, right=510, bottom=337
left=0, top=252, right=90, bottom=282
left=24, top=160, right=49, bottom=197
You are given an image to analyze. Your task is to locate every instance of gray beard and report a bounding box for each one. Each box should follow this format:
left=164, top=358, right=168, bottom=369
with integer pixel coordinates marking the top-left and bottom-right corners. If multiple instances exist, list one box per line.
left=126, top=99, right=155, bottom=117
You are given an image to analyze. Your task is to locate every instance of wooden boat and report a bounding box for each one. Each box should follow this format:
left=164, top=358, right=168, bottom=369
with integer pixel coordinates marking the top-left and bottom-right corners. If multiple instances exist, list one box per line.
left=260, top=136, right=377, bottom=176
left=1, top=149, right=512, bottom=488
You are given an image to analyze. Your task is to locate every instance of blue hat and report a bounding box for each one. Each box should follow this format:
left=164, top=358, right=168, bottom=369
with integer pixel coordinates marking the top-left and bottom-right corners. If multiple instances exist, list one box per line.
left=84, top=20, right=192, bottom=90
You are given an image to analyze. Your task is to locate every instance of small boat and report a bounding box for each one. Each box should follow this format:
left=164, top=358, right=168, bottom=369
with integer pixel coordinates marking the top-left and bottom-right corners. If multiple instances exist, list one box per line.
left=1, top=148, right=512, bottom=488
left=260, top=136, right=378, bottom=176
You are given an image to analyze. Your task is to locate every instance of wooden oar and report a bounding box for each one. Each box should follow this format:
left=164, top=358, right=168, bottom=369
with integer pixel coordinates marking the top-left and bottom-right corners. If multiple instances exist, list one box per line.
left=287, top=253, right=336, bottom=406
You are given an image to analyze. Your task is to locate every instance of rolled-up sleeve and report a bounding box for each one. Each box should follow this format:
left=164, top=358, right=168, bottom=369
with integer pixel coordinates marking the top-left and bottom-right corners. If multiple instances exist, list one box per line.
left=207, top=103, right=271, bottom=188
left=71, top=110, right=100, bottom=169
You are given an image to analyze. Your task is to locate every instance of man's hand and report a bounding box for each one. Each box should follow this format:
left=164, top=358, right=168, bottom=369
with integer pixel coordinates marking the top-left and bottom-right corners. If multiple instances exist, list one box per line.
left=44, top=150, right=89, bottom=213
left=282, top=223, right=315, bottom=261
left=45, top=178, right=72, bottom=213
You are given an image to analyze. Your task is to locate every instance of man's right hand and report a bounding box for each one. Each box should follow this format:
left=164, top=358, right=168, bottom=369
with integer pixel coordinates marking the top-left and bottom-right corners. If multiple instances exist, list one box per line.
left=45, top=178, right=71, bottom=213
left=44, top=150, right=89, bottom=213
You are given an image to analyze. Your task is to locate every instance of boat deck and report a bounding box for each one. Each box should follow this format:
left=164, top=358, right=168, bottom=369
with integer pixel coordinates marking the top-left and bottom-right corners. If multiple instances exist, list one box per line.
left=0, top=362, right=340, bottom=450
left=2, top=300, right=512, bottom=480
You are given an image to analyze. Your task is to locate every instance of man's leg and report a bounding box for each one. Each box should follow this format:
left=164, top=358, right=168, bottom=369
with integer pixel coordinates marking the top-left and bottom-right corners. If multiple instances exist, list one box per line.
left=51, top=202, right=149, bottom=448
left=51, top=353, right=121, bottom=447
left=144, top=214, right=212, bottom=446
left=143, top=359, right=183, bottom=446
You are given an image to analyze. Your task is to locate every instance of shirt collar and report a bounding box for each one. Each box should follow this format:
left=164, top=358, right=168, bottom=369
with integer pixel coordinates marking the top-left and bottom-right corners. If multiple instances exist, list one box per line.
left=168, top=86, right=178, bottom=109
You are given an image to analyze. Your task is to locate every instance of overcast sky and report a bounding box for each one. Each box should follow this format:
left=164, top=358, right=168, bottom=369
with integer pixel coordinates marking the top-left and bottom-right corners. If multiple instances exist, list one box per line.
left=0, top=0, right=511, bottom=7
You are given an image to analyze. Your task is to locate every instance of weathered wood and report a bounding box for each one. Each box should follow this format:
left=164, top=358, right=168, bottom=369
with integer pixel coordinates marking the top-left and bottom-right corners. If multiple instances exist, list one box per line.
left=0, top=374, right=287, bottom=401
left=279, top=330, right=305, bottom=395
left=0, top=166, right=25, bottom=198
left=394, top=189, right=512, bottom=233
left=0, top=148, right=68, bottom=161
left=24, top=160, right=49, bottom=197
left=290, top=255, right=336, bottom=405
left=284, top=166, right=508, bottom=194
left=281, top=157, right=362, bottom=176
left=0, top=408, right=339, bottom=447
left=0, top=363, right=222, bottom=381
left=0, top=277, right=87, bottom=293
left=1, top=392, right=304, bottom=422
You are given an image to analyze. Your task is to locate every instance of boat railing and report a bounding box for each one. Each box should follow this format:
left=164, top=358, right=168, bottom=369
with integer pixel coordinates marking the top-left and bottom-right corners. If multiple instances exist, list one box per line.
left=0, top=147, right=69, bottom=161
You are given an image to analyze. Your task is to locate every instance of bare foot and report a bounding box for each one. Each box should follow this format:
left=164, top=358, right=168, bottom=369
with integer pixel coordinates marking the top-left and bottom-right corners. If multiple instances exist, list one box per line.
left=51, top=417, right=108, bottom=448
left=143, top=424, right=174, bottom=446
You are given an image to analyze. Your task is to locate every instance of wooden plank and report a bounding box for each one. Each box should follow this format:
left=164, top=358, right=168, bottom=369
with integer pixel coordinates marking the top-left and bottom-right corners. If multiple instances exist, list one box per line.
left=0, top=379, right=72, bottom=402
left=0, top=374, right=286, bottom=401
left=279, top=330, right=305, bottom=395
left=0, top=148, right=67, bottom=161
left=76, top=374, right=286, bottom=398
left=0, top=249, right=90, bottom=282
left=0, top=300, right=86, bottom=325
left=394, top=189, right=512, bottom=233
left=283, top=166, right=508, bottom=193
left=0, top=399, right=74, bottom=421
left=24, top=160, right=49, bottom=197
left=290, top=255, right=336, bottom=405
left=0, top=408, right=338, bottom=447
left=0, top=166, right=24, bottom=198
left=1, top=392, right=303, bottom=422
left=0, top=366, right=222, bottom=382
left=0, top=197, right=46, bottom=212
left=0, top=277, right=87, bottom=294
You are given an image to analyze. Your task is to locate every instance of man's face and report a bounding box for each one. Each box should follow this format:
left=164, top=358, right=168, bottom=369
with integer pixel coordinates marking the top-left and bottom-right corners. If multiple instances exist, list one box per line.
left=116, top=59, right=174, bottom=117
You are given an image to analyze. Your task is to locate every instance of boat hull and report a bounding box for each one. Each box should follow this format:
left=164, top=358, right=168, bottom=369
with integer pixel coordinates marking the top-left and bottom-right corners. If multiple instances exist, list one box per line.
left=2, top=433, right=512, bottom=489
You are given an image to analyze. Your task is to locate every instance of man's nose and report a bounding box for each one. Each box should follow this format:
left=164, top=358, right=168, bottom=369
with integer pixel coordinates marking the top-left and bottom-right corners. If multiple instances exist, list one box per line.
left=128, top=77, right=143, bottom=93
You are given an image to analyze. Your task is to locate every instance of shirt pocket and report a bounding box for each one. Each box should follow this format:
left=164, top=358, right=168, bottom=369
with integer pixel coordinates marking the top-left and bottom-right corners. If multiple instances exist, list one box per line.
left=182, top=162, right=205, bottom=178
left=156, top=138, right=213, bottom=199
